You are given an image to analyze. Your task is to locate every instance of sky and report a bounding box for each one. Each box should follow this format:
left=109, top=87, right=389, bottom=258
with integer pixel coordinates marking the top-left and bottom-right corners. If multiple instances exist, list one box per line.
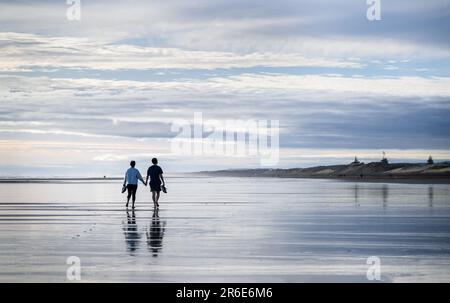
left=0, top=0, right=450, bottom=176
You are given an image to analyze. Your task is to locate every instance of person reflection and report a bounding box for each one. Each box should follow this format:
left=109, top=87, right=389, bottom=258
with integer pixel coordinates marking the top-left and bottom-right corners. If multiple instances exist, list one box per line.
left=122, top=209, right=141, bottom=256
left=354, top=184, right=360, bottom=208
left=382, top=184, right=389, bottom=208
left=428, top=186, right=434, bottom=208
left=146, top=208, right=166, bottom=257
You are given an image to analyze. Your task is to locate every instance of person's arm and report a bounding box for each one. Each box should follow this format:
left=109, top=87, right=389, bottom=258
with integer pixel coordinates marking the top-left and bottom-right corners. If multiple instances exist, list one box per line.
left=160, top=173, right=165, bottom=186
left=145, top=168, right=150, bottom=186
left=123, top=171, right=127, bottom=186
left=137, top=171, right=145, bottom=185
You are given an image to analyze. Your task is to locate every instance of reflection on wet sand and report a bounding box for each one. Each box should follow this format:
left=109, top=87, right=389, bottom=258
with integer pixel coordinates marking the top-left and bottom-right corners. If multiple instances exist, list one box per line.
left=122, top=210, right=141, bottom=256
left=122, top=209, right=166, bottom=257
left=147, top=209, right=166, bottom=257
left=382, top=184, right=388, bottom=208
left=353, top=184, right=360, bottom=208
left=351, top=183, right=436, bottom=208
left=2, top=178, right=450, bottom=282
left=428, top=186, right=434, bottom=208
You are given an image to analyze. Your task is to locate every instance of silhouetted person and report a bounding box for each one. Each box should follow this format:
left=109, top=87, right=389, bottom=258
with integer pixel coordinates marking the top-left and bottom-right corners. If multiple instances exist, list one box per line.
left=123, top=160, right=146, bottom=209
left=146, top=208, right=166, bottom=257
left=122, top=209, right=141, bottom=256
left=145, top=158, right=165, bottom=208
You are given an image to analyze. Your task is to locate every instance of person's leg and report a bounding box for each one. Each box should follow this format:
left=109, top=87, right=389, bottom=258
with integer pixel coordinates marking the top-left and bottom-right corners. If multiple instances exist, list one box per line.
left=152, top=191, right=157, bottom=207
left=131, top=187, right=137, bottom=208
left=155, top=191, right=160, bottom=206
left=126, top=186, right=131, bottom=207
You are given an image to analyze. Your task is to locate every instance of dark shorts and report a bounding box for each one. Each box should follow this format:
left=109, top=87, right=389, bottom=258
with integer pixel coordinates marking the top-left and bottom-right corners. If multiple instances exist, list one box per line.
left=150, top=182, right=161, bottom=192
left=127, top=184, right=137, bottom=196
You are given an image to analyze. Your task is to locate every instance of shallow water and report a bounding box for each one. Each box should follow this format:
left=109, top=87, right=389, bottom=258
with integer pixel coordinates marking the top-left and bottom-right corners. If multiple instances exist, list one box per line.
left=0, top=176, right=449, bottom=282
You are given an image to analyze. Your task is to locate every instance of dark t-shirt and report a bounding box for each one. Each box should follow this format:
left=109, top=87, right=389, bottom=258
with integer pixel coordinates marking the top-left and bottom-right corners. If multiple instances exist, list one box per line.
left=147, top=165, right=163, bottom=184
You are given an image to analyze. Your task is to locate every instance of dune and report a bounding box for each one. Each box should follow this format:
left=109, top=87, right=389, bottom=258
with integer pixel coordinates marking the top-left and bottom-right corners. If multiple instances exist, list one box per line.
left=199, top=162, right=450, bottom=183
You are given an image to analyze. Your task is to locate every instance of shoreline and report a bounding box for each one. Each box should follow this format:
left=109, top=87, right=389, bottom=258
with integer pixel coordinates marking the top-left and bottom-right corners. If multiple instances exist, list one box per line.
left=2, top=164, right=450, bottom=185
left=195, top=161, right=450, bottom=184
left=194, top=173, right=450, bottom=184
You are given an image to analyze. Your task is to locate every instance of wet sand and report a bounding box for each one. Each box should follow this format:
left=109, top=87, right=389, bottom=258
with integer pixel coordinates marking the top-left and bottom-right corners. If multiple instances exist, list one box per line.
left=1, top=177, right=450, bottom=282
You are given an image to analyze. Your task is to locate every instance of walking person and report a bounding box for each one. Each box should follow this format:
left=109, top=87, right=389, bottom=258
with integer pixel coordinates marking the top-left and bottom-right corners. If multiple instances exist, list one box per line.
left=123, top=160, right=146, bottom=209
left=145, top=158, right=165, bottom=208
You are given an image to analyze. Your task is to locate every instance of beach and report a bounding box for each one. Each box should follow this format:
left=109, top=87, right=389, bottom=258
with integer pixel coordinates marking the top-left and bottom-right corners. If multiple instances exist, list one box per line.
left=1, top=176, right=450, bottom=282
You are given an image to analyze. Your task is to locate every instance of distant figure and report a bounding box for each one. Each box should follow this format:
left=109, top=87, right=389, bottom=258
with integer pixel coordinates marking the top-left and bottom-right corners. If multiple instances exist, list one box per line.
left=146, top=158, right=165, bottom=208
left=123, top=160, right=146, bottom=209
left=427, top=155, right=434, bottom=165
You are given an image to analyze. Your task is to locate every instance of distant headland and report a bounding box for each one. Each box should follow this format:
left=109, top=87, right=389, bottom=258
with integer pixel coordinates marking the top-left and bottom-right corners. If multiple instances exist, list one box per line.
left=198, top=155, right=450, bottom=184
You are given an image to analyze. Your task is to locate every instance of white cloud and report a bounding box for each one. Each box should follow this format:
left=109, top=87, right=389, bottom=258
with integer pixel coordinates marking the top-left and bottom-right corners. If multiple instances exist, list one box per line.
left=0, top=121, right=54, bottom=126
left=93, top=154, right=131, bottom=162
left=1, top=1, right=449, bottom=175
left=209, top=73, right=450, bottom=97
left=1, top=1, right=449, bottom=59
left=0, top=32, right=362, bottom=71
left=3, top=73, right=450, bottom=101
left=1, top=32, right=448, bottom=74
left=0, top=129, right=123, bottom=139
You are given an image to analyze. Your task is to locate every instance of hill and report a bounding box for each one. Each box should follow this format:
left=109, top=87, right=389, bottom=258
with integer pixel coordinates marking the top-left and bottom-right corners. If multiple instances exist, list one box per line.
left=198, top=162, right=450, bottom=183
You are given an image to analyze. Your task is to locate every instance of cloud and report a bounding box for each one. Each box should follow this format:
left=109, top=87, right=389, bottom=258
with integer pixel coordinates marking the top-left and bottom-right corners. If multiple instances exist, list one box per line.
left=1, top=73, right=449, bottom=153
left=0, top=121, right=54, bottom=126
left=93, top=154, right=132, bottom=162
left=1, top=1, right=449, bottom=59
left=3, top=73, right=450, bottom=101
left=0, top=128, right=124, bottom=139
left=0, top=32, right=364, bottom=71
